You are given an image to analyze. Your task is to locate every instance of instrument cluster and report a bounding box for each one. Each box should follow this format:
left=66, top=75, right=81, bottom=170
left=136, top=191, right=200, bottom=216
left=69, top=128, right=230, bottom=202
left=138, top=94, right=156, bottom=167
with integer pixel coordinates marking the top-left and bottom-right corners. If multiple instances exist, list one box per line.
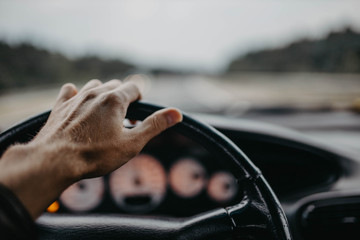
left=52, top=131, right=242, bottom=217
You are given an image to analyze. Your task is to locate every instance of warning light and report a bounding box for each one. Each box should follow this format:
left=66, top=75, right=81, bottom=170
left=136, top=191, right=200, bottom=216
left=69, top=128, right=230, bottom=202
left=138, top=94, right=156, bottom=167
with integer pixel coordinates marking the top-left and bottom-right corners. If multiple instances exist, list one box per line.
left=47, top=201, right=60, bottom=213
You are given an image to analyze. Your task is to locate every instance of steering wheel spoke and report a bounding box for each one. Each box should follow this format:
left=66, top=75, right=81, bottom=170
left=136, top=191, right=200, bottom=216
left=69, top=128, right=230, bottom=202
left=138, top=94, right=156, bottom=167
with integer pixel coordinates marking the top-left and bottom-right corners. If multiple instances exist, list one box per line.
left=225, top=187, right=279, bottom=239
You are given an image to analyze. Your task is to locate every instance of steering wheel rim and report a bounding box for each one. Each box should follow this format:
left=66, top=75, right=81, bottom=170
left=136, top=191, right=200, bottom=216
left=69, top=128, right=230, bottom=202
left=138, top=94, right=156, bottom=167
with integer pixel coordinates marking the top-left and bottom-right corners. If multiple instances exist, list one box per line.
left=0, top=101, right=292, bottom=240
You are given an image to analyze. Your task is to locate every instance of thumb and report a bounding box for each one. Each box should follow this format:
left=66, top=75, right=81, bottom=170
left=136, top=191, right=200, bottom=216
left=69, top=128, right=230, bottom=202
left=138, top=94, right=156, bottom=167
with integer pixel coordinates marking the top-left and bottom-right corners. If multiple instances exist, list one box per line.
left=130, top=108, right=183, bottom=146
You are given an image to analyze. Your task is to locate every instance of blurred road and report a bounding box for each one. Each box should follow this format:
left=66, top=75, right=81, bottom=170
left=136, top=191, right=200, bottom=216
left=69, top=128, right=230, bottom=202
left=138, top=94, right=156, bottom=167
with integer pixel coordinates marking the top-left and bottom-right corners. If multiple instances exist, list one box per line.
left=1, top=72, right=360, bottom=132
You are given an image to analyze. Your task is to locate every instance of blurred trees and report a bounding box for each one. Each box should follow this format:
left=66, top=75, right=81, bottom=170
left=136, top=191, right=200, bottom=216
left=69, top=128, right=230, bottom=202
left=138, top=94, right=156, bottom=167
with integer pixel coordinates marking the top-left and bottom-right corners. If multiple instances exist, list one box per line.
left=1, top=27, right=359, bottom=93
left=0, top=42, right=133, bottom=92
left=228, top=28, right=360, bottom=73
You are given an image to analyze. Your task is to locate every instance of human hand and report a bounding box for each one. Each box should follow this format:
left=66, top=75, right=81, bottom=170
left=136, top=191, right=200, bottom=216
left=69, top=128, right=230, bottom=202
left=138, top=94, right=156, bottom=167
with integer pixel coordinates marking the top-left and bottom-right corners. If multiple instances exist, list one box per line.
left=0, top=79, right=182, bottom=218
left=35, top=79, right=182, bottom=178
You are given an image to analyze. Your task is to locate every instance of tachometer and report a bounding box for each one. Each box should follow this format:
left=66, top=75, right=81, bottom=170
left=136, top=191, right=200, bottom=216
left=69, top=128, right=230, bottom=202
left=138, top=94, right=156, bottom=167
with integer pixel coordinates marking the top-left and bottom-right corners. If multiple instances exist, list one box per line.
left=207, top=171, right=238, bottom=203
left=169, top=158, right=207, bottom=198
left=60, top=177, right=104, bottom=212
left=109, top=154, right=167, bottom=213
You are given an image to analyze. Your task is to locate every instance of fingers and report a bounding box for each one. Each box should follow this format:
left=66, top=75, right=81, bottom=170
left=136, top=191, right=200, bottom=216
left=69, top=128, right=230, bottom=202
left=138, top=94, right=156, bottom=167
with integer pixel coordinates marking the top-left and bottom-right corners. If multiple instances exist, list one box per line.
left=79, top=79, right=102, bottom=93
left=129, top=108, right=183, bottom=147
left=55, top=83, right=78, bottom=106
left=56, top=79, right=144, bottom=117
left=124, top=75, right=146, bottom=99
left=79, top=79, right=142, bottom=105
left=100, top=79, right=122, bottom=92
left=117, top=81, right=143, bottom=104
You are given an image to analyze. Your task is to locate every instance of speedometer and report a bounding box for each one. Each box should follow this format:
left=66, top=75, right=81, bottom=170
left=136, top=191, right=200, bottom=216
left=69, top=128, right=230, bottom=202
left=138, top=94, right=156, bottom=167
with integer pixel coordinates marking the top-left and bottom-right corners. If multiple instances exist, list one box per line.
left=60, top=177, right=104, bottom=212
left=109, top=154, right=167, bottom=213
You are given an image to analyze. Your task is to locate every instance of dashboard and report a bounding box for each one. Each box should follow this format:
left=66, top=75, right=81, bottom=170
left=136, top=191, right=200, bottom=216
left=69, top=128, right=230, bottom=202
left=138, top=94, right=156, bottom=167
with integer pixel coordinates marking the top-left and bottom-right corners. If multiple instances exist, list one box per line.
left=44, top=114, right=360, bottom=240
left=52, top=130, right=242, bottom=217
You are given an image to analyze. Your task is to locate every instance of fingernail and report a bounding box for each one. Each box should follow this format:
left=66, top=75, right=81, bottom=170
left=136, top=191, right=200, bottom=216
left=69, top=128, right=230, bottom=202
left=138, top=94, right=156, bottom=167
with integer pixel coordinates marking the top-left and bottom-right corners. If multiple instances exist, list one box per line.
left=166, top=109, right=182, bottom=126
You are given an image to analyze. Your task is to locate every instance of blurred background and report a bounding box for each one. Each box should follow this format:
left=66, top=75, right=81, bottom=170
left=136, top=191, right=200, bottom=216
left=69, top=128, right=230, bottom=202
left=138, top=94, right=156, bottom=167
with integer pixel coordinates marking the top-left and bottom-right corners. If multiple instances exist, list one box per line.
left=1, top=0, right=360, bottom=149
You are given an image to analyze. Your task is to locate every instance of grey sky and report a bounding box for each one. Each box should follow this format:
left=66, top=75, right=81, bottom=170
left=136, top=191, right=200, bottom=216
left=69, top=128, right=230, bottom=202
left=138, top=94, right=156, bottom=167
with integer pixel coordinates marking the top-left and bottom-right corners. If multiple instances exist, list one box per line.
left=1, top=0, right=360, bottom=72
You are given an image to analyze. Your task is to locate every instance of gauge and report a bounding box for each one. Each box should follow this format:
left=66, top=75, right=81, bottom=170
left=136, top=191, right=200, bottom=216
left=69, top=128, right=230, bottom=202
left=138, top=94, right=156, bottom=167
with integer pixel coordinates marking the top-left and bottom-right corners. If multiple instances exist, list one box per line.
left=169, top=158, right=207, bottom=198
left=207, top=171, right=238, bottom=203
left=109, top=154, right=167, bottom=213
left=60, top=177, right=104, bottom=212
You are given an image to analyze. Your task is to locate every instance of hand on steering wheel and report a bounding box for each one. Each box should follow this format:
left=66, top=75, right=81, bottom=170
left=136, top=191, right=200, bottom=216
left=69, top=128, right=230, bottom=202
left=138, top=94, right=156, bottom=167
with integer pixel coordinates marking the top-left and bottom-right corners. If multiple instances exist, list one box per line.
left=0, top=79, right=182, bottom=219
left=0, top=80, right=292, bottom=239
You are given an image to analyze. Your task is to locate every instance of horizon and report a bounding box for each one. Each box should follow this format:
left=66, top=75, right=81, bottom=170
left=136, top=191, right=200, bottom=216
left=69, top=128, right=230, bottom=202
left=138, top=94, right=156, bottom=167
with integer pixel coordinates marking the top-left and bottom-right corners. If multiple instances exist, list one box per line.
left=1, top=26, right=358, bottom=74
left=1, top=0, right=360, bottom=73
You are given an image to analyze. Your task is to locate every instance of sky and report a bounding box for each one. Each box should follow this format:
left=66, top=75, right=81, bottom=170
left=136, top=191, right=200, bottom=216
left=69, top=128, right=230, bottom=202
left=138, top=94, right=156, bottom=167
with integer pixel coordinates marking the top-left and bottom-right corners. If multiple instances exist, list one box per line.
left=1, top=0, right=360, bottom=73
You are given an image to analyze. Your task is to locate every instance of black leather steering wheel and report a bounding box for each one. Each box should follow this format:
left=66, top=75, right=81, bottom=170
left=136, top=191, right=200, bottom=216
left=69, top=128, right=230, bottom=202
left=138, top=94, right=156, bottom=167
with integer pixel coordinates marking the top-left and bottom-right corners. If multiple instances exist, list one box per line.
left=0, top=102, right=292, bottom=240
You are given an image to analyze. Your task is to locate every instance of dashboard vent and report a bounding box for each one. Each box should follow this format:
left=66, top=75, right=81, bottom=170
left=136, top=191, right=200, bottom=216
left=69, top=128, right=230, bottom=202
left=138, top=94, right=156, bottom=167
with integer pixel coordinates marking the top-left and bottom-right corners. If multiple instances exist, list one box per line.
left=301, top=196, right=360, bottom=240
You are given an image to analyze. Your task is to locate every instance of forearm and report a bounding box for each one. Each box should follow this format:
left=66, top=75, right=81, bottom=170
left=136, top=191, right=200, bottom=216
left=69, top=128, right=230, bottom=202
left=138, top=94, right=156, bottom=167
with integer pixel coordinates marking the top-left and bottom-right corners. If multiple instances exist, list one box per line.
left=0, top=143, right=77, bottom=219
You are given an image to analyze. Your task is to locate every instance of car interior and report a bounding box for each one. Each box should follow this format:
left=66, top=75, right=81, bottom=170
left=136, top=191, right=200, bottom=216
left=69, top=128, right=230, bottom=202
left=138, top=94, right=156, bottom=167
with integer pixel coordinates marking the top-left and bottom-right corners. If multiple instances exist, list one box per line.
left=1, top=1, right=360, bottom=239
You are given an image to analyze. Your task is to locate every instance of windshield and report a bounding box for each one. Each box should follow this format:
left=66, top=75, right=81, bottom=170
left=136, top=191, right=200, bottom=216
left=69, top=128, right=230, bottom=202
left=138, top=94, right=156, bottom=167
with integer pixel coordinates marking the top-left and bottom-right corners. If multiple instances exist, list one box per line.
left=1, top=0, right=360, bottom=131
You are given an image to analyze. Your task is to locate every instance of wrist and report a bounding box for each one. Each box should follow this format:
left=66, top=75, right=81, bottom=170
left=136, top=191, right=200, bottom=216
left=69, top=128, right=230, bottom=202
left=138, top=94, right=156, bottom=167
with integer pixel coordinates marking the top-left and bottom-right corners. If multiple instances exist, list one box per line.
left=0, top=142, right=79, bottom=218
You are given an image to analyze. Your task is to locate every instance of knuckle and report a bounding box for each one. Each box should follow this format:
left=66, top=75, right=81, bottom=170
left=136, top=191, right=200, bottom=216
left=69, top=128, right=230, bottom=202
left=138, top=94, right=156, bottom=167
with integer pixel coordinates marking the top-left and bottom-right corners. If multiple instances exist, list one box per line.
left=117, top=92, right=128, bottom=103
left=108, top=79, right=122, bottom=85
left=150, top=115, right=163, bottom=131
left=120, top=92, right=130, bottom=103
left=89, top=79, right=102, bottom=85
left=100, top=92, right=123, bottom=106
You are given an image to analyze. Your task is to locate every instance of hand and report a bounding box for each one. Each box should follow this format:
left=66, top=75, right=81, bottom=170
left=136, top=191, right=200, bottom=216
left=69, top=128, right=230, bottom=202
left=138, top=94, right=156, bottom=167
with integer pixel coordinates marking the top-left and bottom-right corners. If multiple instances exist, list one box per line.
left=36, top=79, right=182, bottom=178
left=0, top=79, right=182, bottom=219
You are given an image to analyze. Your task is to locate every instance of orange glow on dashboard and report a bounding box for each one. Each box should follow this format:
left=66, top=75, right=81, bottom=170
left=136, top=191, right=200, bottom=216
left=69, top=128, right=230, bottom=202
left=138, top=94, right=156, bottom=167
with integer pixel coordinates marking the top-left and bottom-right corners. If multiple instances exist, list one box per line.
left=47, top=201, right=60, bottom=213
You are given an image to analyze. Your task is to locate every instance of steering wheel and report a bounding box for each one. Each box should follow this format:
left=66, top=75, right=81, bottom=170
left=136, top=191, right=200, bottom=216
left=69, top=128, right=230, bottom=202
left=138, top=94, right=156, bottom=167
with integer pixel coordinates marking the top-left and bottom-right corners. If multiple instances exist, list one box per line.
left=0, top=102, right=291, bottom=240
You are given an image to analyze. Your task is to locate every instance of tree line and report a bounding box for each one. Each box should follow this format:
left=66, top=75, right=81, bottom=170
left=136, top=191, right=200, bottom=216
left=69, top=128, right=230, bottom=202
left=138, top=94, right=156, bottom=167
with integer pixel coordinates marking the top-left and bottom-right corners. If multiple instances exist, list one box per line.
left=0, top=42, right=134, bottom=92
left=228, top=28, right=360, bottom=73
